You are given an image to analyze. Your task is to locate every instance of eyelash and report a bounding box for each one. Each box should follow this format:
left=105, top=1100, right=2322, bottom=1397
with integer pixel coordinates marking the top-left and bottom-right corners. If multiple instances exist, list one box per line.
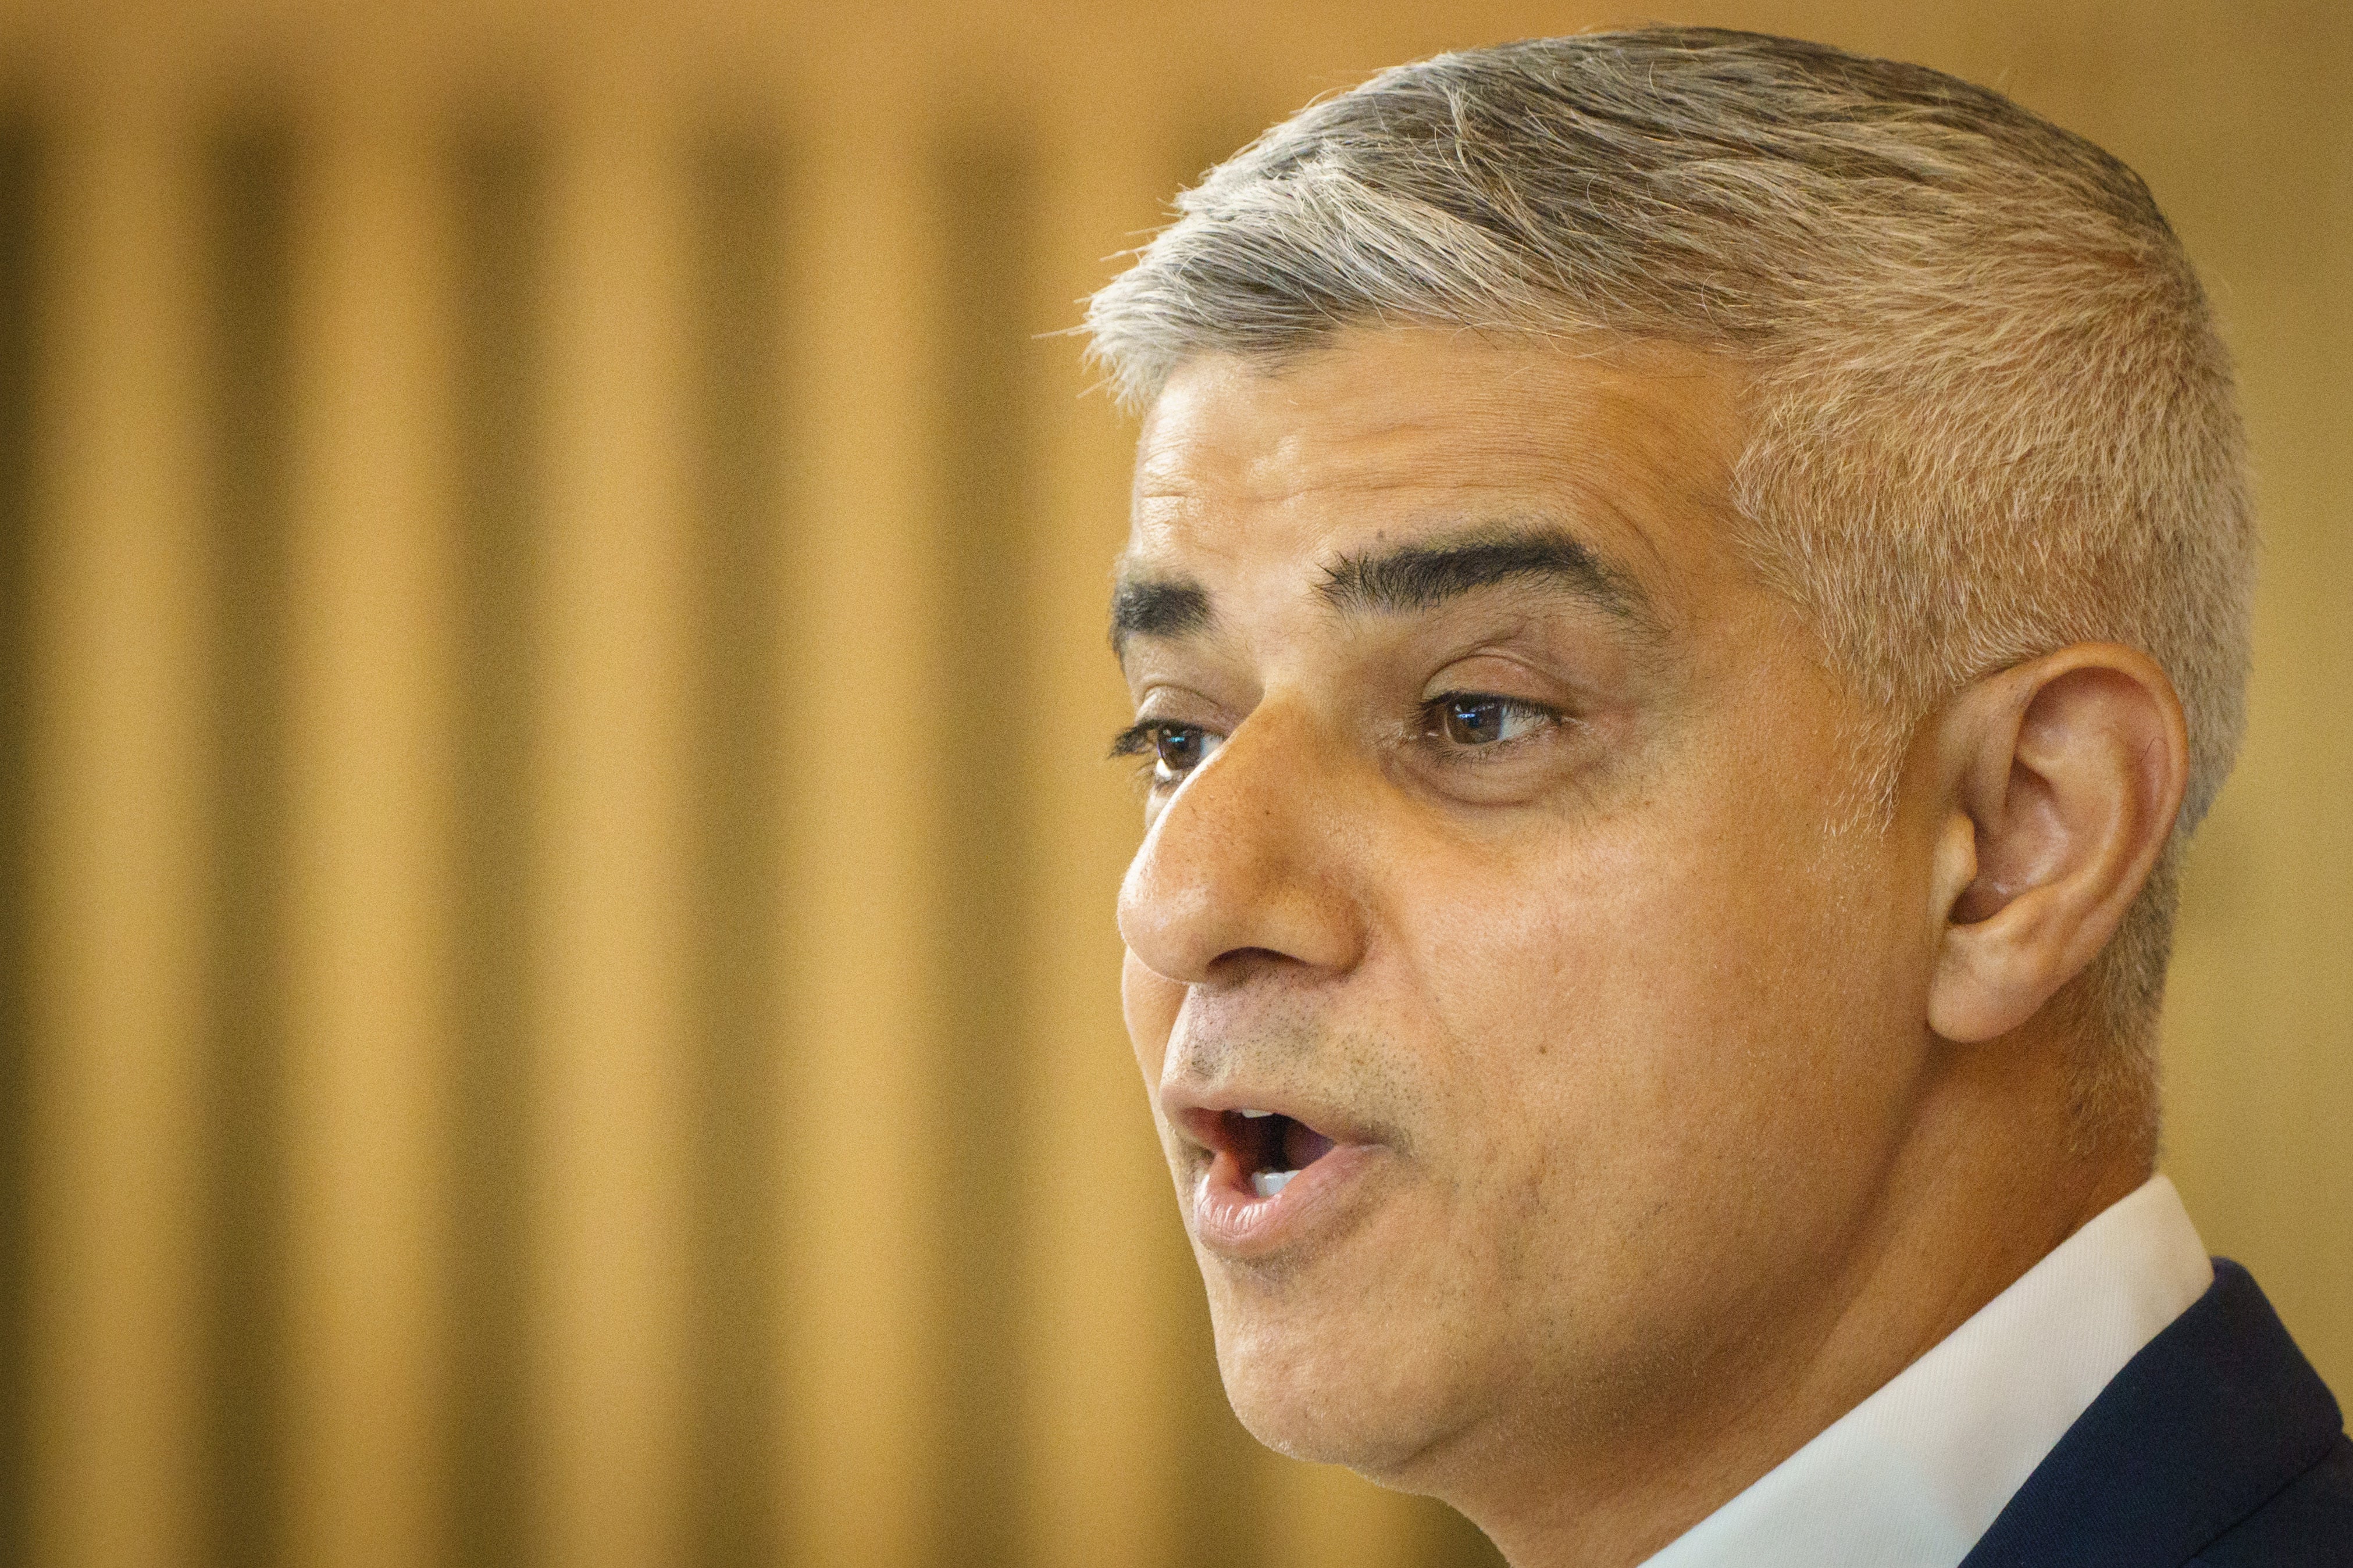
left=1107, top=722, right=1167, bottom=761
left=1108, top=720, right=1206, bottom=787
left=1109, top=694, right=1566, bottom=788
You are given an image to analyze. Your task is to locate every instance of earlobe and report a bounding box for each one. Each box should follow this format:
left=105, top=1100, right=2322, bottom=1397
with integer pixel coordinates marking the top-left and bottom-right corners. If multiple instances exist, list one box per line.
left=1925, top=645, right=2188, bottom=1045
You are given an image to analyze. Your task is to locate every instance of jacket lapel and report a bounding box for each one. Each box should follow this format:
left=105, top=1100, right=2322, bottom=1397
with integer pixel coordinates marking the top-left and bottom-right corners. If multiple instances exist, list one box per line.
left=1958, top=1260, right=2344, bottom=1567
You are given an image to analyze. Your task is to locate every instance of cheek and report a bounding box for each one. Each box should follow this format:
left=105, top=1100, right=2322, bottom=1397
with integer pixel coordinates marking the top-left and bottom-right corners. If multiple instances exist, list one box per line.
left=1409, top=816, right=1742, bottom=1058
left=1403, top=793, right=1908, bottom=1221
left=1122, top=948, right=1184, bottom=1083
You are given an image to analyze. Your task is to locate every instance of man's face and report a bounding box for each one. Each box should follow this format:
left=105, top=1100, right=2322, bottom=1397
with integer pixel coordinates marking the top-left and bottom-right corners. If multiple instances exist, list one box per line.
left=1112, top=329, right=1941, bottom=1494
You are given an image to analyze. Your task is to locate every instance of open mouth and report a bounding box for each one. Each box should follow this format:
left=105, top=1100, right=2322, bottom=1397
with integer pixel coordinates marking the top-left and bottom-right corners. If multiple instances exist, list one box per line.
left=1176, top=1099, right=1381, bottom=1256
left=1224, top=1108, right=1338, bottom=1199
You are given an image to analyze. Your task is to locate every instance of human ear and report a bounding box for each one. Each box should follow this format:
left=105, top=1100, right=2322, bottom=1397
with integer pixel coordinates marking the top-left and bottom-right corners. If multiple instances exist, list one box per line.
left=1924, top=644, right=2189, bottom=1044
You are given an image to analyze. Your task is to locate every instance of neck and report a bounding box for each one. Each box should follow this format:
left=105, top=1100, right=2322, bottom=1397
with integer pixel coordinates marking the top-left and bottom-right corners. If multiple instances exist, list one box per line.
left=1435, top=1026, right=2151, bottom=1568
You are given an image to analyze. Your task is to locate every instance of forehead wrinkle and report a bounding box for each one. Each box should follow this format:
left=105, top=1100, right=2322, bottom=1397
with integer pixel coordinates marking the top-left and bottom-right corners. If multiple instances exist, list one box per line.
left=1143, top=424, right=1707, bottom=610
left=1125, top=335, right=1743, bottom=665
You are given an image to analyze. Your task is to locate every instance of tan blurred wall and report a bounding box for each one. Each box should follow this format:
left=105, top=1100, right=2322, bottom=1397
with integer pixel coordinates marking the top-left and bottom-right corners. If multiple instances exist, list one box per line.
left=0, top=2, right=2342, bottom=1566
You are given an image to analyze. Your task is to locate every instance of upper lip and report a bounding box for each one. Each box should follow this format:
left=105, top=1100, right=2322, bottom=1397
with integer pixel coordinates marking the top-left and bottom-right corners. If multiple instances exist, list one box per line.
left=1158, top=1084, right=1379, bottom=1159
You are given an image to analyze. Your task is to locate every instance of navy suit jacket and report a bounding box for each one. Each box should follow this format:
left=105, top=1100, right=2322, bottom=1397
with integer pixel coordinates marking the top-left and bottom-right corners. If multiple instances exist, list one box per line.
left=1957, top=1259, right=2352, bottom=1566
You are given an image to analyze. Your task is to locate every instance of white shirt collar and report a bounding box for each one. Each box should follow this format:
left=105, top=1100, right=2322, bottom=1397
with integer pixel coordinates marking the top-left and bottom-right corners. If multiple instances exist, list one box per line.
left=1642, top=1173, right=2213, bottom=1568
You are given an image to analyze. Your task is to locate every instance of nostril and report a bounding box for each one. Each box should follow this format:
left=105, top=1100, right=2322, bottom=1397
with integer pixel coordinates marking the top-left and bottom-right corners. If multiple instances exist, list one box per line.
left=1205, top=945, right=1295, bottom=983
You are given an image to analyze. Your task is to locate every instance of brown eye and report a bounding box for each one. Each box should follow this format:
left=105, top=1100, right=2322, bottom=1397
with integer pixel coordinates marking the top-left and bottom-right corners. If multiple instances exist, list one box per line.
left=1432, top=695, right=1550, bottom=748
left=1110, top=718, right=1224, bottom=785
left=1132, top=723, right=1221, bottom=784
left=1153, top=727, right=1207, bottom=772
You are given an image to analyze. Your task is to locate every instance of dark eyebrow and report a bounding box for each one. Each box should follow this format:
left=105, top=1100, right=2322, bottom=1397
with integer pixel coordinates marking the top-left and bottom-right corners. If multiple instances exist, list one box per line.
left=1109, top=574, right=1213, bottom=657
left=1316, top=527, right=1653, bottom=629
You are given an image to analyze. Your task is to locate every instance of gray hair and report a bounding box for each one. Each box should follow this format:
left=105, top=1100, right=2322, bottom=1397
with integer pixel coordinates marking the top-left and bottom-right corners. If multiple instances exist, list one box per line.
left=1085, top=27, right=2254, bottom=1144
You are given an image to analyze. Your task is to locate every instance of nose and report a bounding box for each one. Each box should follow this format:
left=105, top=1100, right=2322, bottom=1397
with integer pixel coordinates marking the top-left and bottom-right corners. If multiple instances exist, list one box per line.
left=1116, top=698, right=1367, bottom=986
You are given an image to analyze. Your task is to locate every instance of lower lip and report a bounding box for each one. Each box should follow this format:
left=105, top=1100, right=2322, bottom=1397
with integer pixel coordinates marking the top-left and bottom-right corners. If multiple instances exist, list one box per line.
left=1189, top=1141, right=1386, bottom=1258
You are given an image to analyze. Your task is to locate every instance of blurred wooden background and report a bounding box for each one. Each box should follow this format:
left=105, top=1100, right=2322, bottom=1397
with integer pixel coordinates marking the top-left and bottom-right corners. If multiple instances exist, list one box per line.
left=0, top=1, right=2341, bottom=1565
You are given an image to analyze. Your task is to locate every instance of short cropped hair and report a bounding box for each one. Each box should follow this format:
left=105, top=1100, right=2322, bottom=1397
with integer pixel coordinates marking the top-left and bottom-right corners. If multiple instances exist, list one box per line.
left=1085, top=27, right=2255, bottom=1144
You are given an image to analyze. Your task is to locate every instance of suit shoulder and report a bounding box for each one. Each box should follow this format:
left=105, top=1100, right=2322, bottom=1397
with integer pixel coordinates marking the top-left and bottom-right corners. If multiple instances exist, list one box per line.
left=2192, top=1433, right=2353, bottom=1567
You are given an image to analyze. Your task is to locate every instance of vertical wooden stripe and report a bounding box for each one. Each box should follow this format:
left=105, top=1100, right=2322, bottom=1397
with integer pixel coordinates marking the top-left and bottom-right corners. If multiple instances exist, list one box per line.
left=921, top=134, right=1036, bottom=1568
left=534, top=96, right=695, bottom=1568
left=0, top=108, right=40, bottom=1568
left=280, top=98, right=450, bottom=1568
left=445, top=122, right=541, bottom=1568
left=30, top=87, right=205, bottom=1568
left=747, top=117, right=816, bottom=1568
left=195, top=113, right=300, bottom=1568
left=683, top=129, right=790, bottom=1568
left=778, top=109, right=939, bottom=1568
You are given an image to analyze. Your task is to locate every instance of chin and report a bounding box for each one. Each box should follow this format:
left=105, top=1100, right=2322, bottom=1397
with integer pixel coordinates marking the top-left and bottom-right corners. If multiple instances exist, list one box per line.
left=1203, top=1270, right=1474, bottom=1481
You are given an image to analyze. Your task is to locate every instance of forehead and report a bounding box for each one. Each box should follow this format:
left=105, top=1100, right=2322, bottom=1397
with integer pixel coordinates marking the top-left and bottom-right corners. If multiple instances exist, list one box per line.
left=1127, top=328, right=1745, bottom=595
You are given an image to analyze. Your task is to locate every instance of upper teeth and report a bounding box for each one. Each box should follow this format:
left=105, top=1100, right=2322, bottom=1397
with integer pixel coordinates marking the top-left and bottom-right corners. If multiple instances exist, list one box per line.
left=1238, top=1108, right=1274, bottom=1119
